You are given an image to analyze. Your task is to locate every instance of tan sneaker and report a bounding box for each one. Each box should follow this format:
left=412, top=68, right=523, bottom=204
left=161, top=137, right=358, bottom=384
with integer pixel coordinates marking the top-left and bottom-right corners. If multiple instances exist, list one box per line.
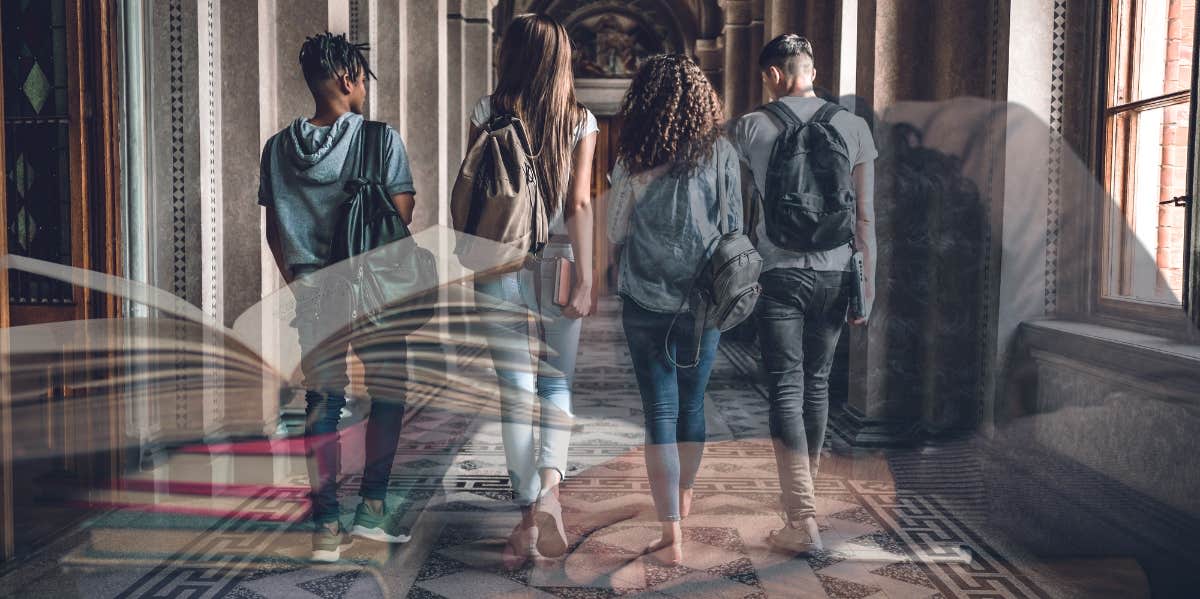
left=767, top=516, right=823, bottom=554
left=311, top=522, right=354, bottom=563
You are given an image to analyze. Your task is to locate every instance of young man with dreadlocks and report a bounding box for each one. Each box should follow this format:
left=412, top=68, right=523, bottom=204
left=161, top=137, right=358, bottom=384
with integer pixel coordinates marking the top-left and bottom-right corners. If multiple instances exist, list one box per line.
left=259, top=32, right=417, bottom=562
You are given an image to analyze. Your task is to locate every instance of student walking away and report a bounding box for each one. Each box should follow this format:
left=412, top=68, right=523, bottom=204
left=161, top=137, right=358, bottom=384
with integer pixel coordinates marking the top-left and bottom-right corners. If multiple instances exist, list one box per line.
left=733, top=34, right=878, bottom=554
left=609, top=55, right=754, bottom=567
left=259, top=32, right=418, bottom=562
left=452, top=14, right=597, bottom=568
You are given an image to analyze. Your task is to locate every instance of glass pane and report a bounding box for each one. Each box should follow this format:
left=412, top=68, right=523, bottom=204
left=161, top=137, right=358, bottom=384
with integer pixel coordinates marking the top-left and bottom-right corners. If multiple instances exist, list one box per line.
left=1105, top=103, right=1190, bottom=305
left=1111, top=0, right=1196, bottom=105
left=1, top=0, right=69, bottom=118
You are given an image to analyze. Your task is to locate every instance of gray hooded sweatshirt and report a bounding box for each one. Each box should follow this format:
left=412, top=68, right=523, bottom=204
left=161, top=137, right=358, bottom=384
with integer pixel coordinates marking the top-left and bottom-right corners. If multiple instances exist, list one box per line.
left=258, top=111, right=415, bottom=271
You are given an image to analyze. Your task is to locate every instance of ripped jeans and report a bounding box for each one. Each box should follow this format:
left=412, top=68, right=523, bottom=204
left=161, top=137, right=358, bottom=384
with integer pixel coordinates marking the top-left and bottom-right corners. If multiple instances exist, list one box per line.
left=474, top=242, right=580, bottom=506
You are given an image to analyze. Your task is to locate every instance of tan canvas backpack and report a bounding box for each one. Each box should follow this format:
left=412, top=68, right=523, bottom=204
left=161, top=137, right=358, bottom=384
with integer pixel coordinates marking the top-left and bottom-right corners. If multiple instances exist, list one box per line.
left=451, top=114, right=548, bottom=272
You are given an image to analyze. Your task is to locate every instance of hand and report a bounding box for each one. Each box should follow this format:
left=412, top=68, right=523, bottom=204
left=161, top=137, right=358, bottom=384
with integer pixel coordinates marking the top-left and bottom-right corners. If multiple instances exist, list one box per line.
left=562, top=281, right=594, bottom=320
left=848, top=280, right=875, bottom=326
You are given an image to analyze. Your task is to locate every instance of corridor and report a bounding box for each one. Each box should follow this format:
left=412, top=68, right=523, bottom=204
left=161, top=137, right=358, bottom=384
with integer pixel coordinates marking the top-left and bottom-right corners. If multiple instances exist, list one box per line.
left=0, top=300, right=1140, bottom=599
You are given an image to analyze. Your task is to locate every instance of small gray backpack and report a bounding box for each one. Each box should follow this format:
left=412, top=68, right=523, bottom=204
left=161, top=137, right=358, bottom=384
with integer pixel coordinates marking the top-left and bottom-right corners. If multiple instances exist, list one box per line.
left=667, top=167, right=763, bottom=368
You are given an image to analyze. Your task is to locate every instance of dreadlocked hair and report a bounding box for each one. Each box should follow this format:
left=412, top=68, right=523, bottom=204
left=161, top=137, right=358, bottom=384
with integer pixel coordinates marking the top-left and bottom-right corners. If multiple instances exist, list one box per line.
left=617, top=54, right=724, bottom=176
left=298, top=31, right=376, bottom=88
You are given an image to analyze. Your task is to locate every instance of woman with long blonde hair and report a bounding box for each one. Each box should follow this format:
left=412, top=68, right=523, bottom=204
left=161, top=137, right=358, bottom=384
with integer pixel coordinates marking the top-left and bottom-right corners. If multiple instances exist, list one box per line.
left=468, top=13, right=597, bottom=567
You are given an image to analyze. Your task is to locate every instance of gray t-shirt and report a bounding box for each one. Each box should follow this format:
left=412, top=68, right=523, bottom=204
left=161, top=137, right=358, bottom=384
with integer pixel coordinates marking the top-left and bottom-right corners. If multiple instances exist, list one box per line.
left=259, top=111, right=416, bottom=270
left=733, top=96, right=878, bottom=272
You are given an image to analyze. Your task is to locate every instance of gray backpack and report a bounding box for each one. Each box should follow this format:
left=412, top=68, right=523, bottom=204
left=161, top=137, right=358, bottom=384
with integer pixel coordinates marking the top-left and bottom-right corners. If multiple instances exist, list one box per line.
left=667, top=167, right=763, bottom=368
left=450, top=112, right=549, bottom=272
left=760, top=101, right=856, bottom=252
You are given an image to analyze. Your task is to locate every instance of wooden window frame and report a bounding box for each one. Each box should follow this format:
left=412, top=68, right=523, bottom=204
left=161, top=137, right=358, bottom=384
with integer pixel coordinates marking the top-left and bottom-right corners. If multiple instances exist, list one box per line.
left=1088, top=0, right=1200, bottom=339
left=0, top=0, right=122, bottom=562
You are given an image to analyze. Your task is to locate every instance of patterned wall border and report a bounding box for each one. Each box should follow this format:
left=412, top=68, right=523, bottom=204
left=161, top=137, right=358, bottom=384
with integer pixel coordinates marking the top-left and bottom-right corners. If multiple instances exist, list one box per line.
left=168, top=0, right=191, bottom=432
left=169, top=0, right=187, bottom=299
left=1046, top=0, right=1067, bottom=313
left=204, top=0, right=221, bottom=320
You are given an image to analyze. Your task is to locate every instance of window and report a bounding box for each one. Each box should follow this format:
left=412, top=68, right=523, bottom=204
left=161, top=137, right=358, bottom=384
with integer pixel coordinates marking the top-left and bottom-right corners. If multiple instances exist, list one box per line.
left=1102, top=0, right=1196, bottom=309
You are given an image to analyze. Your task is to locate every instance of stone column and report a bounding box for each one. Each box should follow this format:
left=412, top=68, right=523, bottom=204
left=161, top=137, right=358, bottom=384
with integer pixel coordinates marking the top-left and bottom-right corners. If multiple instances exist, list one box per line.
left=747, top=0, right=765, bottom=108
left=835, top=0, right=1009, bottom=447
left=461, top=0, right=494, bottom=130
left=404, top=0, right=449, bottom=230
left=696, top=37, right=724, bottom=94
left=799, top=0, right=841, bottom=98
left=721, top=0, right=755, bottom=119
left=372, top=0, right=406, bottom=132
left=446, top=1, right=466, bottom=193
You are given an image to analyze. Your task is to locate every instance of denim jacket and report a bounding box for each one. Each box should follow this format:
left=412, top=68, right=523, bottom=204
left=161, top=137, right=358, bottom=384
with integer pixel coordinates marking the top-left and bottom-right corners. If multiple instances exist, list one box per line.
left=608, top=137, right=743, bottom=313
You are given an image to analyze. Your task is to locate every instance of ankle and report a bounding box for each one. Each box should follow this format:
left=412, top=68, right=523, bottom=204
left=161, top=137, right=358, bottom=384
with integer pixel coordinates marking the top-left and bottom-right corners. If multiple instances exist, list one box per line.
left=660, top=521, right=682, bottom=543
left=538, top=469, right=563, bottom=492
left=519, top=505, right=537, bottom=527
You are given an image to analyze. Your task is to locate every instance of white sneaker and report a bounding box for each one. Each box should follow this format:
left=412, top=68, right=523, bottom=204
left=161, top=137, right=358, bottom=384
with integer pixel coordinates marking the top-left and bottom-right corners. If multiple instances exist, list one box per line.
left=767, top=516, right=823, bottom=554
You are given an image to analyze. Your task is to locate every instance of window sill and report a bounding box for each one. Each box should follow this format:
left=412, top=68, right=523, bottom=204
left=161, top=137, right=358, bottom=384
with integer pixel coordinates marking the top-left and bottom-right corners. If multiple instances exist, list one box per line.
left=1019, top=318, right=1200, bottom=399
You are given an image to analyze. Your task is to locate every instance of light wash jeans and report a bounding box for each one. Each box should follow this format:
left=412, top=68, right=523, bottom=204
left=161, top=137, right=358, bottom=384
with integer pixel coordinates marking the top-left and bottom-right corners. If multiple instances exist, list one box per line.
left=474, top=242, right=580, bottom=506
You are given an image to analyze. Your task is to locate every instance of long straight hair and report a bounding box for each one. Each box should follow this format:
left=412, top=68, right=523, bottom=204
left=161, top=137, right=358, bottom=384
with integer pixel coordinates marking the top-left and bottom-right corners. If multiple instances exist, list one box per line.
left=492, top=14, right=582, bottom=215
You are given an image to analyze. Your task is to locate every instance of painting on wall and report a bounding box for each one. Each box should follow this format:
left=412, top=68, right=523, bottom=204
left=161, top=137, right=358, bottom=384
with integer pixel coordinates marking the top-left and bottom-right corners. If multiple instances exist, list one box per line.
left=570, top=12, right=672, bottom=79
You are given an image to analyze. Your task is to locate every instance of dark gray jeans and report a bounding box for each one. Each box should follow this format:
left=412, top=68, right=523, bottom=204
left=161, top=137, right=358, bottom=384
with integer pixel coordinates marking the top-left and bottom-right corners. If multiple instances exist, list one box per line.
left=756, top=267, right=851, bottom=522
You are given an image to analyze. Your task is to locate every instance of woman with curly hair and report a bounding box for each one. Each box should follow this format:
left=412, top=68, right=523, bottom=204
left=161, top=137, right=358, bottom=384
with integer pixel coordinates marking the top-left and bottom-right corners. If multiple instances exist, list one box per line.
left=608, top=54, right=742, bottom=566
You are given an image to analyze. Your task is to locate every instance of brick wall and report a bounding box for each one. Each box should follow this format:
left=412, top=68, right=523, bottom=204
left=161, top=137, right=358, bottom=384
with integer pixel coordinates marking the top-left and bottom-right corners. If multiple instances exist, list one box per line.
left=1158, top=0, right=1194, bottom=297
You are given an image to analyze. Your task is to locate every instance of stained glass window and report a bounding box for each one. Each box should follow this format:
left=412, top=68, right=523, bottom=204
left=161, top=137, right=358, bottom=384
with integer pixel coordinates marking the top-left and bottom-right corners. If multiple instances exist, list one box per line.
left=2, top=0, right=73, bottom=304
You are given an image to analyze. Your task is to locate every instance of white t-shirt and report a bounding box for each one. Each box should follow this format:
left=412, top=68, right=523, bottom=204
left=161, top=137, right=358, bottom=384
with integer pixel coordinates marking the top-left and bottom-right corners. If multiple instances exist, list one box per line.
left=733, top=96, right=878, bottom=272
left=470, top=96, right=599, bottom=236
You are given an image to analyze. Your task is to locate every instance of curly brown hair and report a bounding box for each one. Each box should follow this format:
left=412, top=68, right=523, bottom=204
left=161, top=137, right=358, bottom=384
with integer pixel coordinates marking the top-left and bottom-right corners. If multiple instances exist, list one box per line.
left=617, top=54, right=725, bottom=175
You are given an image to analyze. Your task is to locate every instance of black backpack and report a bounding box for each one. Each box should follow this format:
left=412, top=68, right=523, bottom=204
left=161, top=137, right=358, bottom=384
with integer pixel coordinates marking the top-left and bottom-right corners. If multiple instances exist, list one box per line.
left=330, top=121, right=438, bottom=334
left=760, top=101, right=856, bottom=252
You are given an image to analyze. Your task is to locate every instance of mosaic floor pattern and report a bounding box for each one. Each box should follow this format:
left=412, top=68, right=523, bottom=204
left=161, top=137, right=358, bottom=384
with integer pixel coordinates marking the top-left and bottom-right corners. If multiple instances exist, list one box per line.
left=4, top=300, right=1075, bottom=598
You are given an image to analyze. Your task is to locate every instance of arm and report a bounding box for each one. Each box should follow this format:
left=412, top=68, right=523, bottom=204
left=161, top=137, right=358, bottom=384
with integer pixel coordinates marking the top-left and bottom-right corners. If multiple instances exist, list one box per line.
left=563, top=131, right=598, bottom=319
left=850, top=159, right=876, bottom=325
left=263, top=205, right=293, bottom=284
left=606, top=163, right=634, bottom=246
left=391, top=193, right=415, bottom=226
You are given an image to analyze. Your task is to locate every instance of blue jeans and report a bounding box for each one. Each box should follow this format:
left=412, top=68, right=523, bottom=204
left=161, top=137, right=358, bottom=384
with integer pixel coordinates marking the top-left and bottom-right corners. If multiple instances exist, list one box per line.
left=756, top=267, right=851, bottom=522
left=474, top=242, right=580, bottom=506
left=293, top=278, right=408, bottom=525
left=622, top=298, right=720, bottom=522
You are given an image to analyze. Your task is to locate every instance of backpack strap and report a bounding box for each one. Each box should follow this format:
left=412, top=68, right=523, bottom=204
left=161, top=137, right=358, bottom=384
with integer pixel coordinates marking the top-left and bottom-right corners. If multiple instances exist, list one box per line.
left=811, top=101, right=845, bottom=124
left=760, top=101, right=803, bottom=128
left=360, top=120, right=388, bottom=182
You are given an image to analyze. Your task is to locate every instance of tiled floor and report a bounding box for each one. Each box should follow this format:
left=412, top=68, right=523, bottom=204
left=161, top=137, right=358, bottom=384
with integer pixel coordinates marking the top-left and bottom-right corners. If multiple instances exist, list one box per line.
left=0, top=301, right=1147, bottom=598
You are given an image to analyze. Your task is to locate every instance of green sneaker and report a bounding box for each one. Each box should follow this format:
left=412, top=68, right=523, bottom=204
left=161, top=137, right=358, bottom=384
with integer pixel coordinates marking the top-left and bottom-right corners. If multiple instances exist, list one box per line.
left=311, top=521, right=353, bottom=563
left=350, top=501, right=411, bottom=543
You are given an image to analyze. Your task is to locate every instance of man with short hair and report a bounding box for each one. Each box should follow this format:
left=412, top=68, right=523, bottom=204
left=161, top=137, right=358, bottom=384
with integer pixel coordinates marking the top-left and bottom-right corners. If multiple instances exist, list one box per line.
left=733, top=34, right=878, bottom=553
left=259, top=32, right=416, bottom=562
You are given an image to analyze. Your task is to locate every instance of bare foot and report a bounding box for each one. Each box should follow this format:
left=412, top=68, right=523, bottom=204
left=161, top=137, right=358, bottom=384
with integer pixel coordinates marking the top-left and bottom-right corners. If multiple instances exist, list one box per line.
left=501, top=522, right=538, bottom=570
left=679, top=487, right=694, bottom=519
left=643, top=521, right=683, bottom=566
left=643, top=536, right=683, bottom=566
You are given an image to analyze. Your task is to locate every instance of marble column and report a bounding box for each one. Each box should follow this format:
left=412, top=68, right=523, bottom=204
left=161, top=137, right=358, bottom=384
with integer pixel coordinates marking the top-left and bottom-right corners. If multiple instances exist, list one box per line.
left=721, top=0, right=755, bottom=119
